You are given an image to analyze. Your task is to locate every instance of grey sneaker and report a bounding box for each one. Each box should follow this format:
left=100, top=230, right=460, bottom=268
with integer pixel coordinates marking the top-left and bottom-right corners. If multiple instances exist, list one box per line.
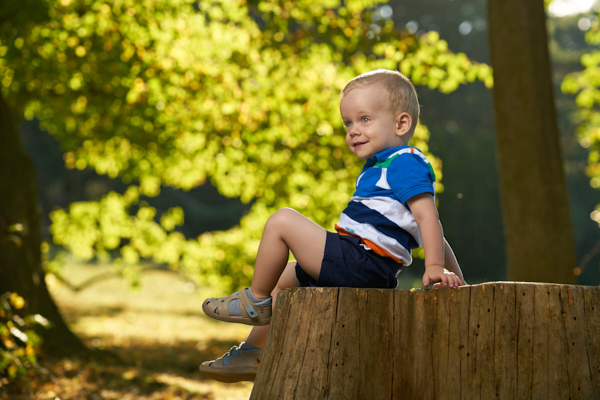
left=199, top=342, right=262, bottom=383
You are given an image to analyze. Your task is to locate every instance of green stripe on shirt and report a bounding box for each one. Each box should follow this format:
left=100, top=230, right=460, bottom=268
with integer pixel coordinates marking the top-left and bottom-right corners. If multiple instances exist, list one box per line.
left=373, top=153, right=401, bottom=168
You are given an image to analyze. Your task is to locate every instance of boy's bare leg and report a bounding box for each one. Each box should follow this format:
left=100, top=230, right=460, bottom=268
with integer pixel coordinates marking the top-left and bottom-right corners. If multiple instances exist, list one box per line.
left=250, top=208, right=327, bottom=299
left=200, top=210, right=325, bottom=381
left=246, top=260, right=301, bottom=349
left=245, top=325, right=269, bottom=350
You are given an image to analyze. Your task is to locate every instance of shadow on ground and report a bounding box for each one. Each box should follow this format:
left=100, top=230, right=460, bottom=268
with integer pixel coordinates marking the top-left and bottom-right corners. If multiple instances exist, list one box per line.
left=3, top=336, right=253, bottom=400
left=2, top=266, right=255, bottom=400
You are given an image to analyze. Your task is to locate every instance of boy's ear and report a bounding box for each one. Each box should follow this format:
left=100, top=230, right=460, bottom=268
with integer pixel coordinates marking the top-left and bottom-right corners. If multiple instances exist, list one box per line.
left=395, top=112, right=412, bottom=138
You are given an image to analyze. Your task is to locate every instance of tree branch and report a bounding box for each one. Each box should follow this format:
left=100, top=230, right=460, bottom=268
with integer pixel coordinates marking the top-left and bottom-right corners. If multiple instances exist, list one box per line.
left=50, top=265, right=185, bottom=292
left=577, top=237, right=600, bottom=273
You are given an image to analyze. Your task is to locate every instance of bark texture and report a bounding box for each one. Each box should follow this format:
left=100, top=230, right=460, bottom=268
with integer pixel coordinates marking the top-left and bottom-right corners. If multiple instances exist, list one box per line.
left=0, top=93, right=87, bottom=354
left=251, top=284, right=600, bottom=400
left=487, top=0, right=577, bottom=283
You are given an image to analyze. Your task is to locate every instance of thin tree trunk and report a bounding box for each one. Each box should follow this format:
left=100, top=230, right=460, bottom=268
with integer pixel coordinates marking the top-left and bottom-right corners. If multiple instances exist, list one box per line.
left=252, top=285, right=600, bottom=399
left=487, top=0, right=577, bottom=283
left=0, top=93, right=88, bottom=355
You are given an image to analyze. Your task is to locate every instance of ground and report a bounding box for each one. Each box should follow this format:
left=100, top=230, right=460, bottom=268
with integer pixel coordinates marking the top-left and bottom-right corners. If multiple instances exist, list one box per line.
left=2, top=264, right=254, bottom=400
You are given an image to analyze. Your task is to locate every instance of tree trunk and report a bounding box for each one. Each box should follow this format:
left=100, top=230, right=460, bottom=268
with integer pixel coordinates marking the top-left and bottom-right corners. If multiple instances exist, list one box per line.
left=487, top=0, right=577, bottom=283
left=0, top=93, right=88, bottom=355
left=252, top=285, right=600, bottom=399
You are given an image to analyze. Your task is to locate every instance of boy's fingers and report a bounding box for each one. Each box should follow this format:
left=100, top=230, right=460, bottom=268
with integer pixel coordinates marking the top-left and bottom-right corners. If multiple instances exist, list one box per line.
left=423, top=275, right=430, bottom=287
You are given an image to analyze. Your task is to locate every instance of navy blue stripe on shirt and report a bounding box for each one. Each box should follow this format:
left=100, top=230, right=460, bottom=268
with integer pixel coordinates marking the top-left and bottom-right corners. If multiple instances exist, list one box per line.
left=342, top=201, right=419, bottom=250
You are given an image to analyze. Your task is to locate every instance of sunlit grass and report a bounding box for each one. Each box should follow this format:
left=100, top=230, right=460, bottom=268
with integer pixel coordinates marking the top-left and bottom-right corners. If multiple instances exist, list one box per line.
left=49, top=264, right=249, bottom=345
left=41, top=263, right=255, bottom=400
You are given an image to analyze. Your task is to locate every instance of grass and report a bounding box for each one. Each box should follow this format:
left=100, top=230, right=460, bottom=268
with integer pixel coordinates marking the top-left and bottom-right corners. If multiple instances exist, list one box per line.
left=5, top=264, right=255, bottom=400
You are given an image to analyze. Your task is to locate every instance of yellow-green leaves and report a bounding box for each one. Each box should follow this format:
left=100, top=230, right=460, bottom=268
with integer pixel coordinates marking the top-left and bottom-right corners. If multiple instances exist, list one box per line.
left=399, top=31, right=493, bottom=93
left=5, top=0, right=491, bottom=291
left=0, top=292, right=45, bottom=379
left=562, top=11, right=600, bottom=227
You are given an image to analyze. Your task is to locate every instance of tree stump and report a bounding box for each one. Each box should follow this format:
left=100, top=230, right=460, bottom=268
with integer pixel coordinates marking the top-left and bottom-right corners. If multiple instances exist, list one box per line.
left=250, top=282, right=600, bottom=399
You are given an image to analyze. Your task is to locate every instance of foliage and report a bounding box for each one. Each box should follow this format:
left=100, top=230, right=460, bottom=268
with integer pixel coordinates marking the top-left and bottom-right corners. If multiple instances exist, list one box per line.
left=562, top=11, right=600, bottom=229
left=0, top=293, right=49, bottom=379
left=2, top=0, right=492, bottom=291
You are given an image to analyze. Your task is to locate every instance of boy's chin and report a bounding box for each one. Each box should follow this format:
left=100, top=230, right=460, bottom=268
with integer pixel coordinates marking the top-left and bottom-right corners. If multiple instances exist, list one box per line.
left=350, top=149, right=372, bottom=160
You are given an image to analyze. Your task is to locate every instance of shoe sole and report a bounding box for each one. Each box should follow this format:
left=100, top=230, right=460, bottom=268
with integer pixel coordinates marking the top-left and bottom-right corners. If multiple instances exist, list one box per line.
left=199, top=365, right=257, bottom=383
left=202, top=301, right=271, bottom=326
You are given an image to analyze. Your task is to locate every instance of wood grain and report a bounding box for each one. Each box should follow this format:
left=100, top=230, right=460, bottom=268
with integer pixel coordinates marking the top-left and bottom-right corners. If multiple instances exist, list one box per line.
left=583, top=287, right=600, bottom=397
left=493, top=282, right=517, bottom=400
left=251, top=283, right=600, bottom=400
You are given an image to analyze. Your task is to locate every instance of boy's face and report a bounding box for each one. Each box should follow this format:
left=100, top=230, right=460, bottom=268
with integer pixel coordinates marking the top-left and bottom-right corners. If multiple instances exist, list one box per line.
left=340, top=85, right=411, bottom=160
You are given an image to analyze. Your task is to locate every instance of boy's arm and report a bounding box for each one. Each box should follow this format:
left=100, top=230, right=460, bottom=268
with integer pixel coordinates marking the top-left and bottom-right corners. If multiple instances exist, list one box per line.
left=407, top=193, right=464, bottom=288
left=443, top=238, right=467, bottom=285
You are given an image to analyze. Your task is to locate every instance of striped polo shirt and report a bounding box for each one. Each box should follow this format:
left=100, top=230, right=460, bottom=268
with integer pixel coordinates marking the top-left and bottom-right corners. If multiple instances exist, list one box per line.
left=335, top=146, right=436, bottom=266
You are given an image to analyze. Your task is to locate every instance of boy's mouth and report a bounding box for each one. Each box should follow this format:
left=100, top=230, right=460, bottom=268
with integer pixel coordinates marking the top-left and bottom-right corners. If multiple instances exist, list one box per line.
left=353, top=141, right=368, bottom=148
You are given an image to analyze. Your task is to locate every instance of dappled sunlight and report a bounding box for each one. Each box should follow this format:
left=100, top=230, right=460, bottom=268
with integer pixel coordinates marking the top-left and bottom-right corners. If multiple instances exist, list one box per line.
left=20, top=264, right=255, bottom=399
left=48, top=264, right=250, bottom=346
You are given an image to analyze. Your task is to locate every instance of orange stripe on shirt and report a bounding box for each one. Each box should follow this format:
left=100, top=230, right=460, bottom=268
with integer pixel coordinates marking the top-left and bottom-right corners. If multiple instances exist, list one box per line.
left=335, top=224, right=353, bottom=236
left=334, top=224, right=404, bottom=264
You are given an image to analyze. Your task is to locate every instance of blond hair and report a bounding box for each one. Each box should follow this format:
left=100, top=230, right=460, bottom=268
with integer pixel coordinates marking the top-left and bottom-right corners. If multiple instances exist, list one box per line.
left=341, top=69, right=420, bottom=125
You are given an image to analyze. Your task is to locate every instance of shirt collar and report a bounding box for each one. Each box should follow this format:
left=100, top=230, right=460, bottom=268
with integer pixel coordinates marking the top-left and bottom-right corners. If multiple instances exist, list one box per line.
left=367, top=146, right=411, bottom=165
left=363, top=146, right=410, bottom=171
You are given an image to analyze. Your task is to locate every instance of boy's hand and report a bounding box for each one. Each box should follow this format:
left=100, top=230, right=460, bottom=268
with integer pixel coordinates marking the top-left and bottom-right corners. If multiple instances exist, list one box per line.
left=422, top=265, right=464, bottom=288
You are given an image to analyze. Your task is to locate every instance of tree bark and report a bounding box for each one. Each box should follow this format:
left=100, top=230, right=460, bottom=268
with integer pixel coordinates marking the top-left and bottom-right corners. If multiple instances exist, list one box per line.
left=0, top=93, right=88, bottom=355
left=252, top=285, right=600, bottom=399
left=487, top=0, right=577, bottom=283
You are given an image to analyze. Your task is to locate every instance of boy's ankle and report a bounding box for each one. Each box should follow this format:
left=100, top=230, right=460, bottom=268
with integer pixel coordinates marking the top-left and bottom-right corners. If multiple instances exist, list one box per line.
left=249, top=287, right=271, bottom=300
left=240, top=342, right=263, bottom=352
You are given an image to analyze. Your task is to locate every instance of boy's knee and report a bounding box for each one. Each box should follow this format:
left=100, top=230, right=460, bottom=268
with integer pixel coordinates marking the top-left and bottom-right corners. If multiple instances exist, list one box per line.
left=271, top=278, right=287, bottom=299
left=266, top=207, right=297, bottom=230
left=271, top=285, right=282, bottom=298
left=272, top=275, right=294, bottom=297
left=272, top=261, right=299, bottom=297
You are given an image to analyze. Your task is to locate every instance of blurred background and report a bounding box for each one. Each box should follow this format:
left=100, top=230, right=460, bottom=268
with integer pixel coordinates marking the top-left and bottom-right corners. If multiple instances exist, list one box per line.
left=16, top=0, right=600, bottom=286
left=3, top=0, right=600, bottom=397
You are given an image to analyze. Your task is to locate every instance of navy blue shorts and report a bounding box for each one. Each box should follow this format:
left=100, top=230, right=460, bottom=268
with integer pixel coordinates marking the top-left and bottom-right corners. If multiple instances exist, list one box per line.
left=295, top=231, right=401, bottom=289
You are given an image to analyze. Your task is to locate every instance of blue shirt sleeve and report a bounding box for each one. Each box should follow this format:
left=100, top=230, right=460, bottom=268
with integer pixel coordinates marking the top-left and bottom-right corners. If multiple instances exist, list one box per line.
left=387, top=153, right=435, bottom=205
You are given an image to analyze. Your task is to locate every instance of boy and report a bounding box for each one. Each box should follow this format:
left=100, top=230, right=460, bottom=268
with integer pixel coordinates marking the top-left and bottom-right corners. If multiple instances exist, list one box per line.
left=199, top=69, right=466, bottom=383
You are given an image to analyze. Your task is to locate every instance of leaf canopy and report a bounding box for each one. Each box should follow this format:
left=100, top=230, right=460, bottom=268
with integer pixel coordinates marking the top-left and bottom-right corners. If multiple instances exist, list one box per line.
left=562, top=14, right=600, bottom=226
left=1, top=0, right=492, bottom=290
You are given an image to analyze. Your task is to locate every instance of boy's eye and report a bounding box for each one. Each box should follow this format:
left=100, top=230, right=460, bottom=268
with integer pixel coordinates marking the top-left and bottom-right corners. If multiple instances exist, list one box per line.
left=346, top=122, right=353, bottom=128
left=361, top=117, right=370, bottom=123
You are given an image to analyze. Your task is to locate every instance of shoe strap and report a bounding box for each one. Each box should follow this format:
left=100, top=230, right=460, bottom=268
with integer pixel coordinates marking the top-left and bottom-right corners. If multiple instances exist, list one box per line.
left=239, top=288, right=258, bottom=319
